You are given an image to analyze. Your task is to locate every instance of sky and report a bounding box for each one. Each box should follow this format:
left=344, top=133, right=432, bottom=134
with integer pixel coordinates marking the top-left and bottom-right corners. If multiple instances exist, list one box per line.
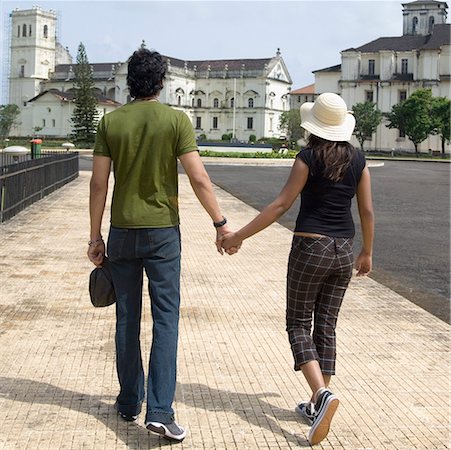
left=1, top=1, right=406, bottom=103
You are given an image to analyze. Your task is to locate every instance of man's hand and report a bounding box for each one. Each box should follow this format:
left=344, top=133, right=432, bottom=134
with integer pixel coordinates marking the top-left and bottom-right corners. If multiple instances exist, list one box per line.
left=216, top=226, right=240, bottom=255
left=221, top=231, right=243, bottom=255
left=87, top=240, right=105, bottom=267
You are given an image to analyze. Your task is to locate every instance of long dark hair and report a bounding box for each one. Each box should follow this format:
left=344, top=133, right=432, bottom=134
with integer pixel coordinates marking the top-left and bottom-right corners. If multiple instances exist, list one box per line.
left=127, top=48, right=167, bottom=99
left=307, top=134, right=356, bottom=182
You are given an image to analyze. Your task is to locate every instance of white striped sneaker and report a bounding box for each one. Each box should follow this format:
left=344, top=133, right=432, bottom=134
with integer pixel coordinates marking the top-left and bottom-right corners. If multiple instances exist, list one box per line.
left=295, top=401, right=315, bottom=426
left=146, top=420, right=187, bottom=442
left=308, top=388, right=339, bottom=445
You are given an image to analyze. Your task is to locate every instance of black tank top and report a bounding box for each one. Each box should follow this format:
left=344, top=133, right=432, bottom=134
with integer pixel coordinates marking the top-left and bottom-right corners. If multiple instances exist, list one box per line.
left=294, top=148, right=366, bottom=238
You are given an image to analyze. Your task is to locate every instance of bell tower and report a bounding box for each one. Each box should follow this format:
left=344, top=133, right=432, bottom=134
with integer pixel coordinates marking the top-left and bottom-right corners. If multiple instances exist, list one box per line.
left=402, top=0, right=448, bottom=35
left=9, top=6, right=57, bottom=107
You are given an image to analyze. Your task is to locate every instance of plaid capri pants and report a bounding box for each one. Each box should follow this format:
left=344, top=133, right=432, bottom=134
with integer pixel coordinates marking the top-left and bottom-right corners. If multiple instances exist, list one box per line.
left=286, top=235, right=354, bottom=375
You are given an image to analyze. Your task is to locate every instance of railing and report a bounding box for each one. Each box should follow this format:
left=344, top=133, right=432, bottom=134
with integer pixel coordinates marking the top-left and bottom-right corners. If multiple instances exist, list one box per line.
left=0, top=152, right=79, bottom=223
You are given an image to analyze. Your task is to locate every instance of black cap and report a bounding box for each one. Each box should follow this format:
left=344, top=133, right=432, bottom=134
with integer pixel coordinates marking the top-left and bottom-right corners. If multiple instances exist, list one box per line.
left=89, top=257, right=116, bottom=307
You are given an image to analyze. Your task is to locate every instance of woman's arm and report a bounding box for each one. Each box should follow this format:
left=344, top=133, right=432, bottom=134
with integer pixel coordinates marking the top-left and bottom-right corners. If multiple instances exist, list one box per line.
left=221, top=158, right=309, bottom=249
left=355, top=166, right=375, bottom=276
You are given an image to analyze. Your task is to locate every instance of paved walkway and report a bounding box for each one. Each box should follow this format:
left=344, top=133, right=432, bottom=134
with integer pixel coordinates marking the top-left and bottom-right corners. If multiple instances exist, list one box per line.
left=0, top=171, right=449, bottom=450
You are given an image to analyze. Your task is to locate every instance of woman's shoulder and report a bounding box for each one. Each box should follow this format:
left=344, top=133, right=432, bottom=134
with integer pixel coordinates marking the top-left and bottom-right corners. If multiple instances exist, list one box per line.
left=296, top=147, right=314, bottom=164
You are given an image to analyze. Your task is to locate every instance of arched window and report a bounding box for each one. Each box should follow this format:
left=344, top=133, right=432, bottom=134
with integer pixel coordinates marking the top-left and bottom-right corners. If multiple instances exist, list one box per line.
left=248, top=98, right=254, bottom=108
left=178, top=96, right=182, bottom=106
left=29, top=25, right=32, bottom=36
left=213, top=98, right=219, bottom=108
left=428, top=16, right=435, bottom=33
left=412, top=17, right=418, bottom=34
left=230, top=97, right=234, bottom=108
left=22, top=24, right=27, bottom=37
left=197, top=98, right=202, bottom=108
left=43, top=25, right=48, bottom=38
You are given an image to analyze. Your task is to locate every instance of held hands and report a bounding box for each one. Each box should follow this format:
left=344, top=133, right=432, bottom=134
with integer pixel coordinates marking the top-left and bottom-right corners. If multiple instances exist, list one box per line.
left=215, top=227, right=243, bottom=256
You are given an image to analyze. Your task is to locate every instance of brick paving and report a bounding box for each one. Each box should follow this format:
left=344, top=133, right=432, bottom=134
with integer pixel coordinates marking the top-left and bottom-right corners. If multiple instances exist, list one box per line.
left=0, top=170, right=449, bottom=450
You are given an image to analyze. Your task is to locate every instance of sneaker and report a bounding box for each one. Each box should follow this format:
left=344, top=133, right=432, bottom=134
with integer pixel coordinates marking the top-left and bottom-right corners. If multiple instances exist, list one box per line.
left=114, top=401, right=138, bottom=422
left=295, top=401, right=315, bottom=426
left=308, top=388, right=339, bottom=445
left=146, top=420, right=187, bottom=442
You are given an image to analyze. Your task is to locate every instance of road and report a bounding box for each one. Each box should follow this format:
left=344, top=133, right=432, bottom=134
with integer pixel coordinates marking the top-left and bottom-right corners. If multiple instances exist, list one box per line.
left=203, top=161, right=450, bottom=323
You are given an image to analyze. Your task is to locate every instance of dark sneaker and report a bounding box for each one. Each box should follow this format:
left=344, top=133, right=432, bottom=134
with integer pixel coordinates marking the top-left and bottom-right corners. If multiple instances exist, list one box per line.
left=114, top=401, right=138, bottom=422
left=308, top=388, right=339, bottom=445
left=295, top=401, right=315, bottom=426
left=146, top=420, right=187, bottom=442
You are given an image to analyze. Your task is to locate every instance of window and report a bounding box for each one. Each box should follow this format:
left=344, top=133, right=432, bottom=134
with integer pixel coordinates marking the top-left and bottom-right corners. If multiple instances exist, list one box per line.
left=17, top=26, right=20, bottom=37
left=197, top=98, right=202, bottom=108
left=428, top=16, right=435, bottom=33
left=247, top=117, right=253, bottom=130
left=42, top=119, right=46, bottom=127
left=230, top=97, right=234, bottom=108
left=399, top=90, right=407, bottom=102
left=269, top=118, right=273, bottom=131
left=19, top=65, right=25, bottom=77
left=413, top=17, right=419, bottom=33
left=43, top=25, right=48, bottom=38
left=401, top=59, right=408, bottom=74
left=178, top=96, right=182, bottom=106
left=196, top=117, right=201, bottom=129
left=297, top=96, right=301, bottom=103
left=270, top=99, right=274, bottom=109
left=213, top=98, right=219, bottom=108
left=368, top=59, right=375, bottom=76
left=365, top=91, right=374, bottom=102
left=248, top=98, right=254, bottom=108
left=213, top=117, right=218, bottom=129
left=399, top=129, right=406, bottom=138
left=22, top=24, right=27, bottom=37
left=29, top=25, right=32, bottom=36
left=52, top=119, right=56, bottom=127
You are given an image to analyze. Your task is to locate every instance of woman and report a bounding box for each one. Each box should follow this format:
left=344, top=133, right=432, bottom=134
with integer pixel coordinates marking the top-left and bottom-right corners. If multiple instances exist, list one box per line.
left=221, top=93, right=374, bottom=446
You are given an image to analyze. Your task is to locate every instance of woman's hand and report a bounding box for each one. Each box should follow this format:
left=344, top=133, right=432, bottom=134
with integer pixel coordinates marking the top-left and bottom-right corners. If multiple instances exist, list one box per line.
left=355, top=251, right=372, bottom=276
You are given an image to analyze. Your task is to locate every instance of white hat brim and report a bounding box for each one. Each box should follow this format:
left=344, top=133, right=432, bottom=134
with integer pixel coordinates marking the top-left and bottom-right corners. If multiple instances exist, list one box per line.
left=300, top=102, right=355, bottom=142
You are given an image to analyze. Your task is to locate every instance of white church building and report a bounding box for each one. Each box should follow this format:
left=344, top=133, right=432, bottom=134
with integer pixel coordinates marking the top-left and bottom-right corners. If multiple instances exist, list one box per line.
left=6, top=6, right=292, bottom=141
left=313, top=0, right=450, bottom=153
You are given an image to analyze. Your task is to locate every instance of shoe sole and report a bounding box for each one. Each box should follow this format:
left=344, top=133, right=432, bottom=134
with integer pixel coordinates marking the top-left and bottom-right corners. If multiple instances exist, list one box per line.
left=308, top=397, right=339, bottom=445
left=146, top=422, right=186, bottom=442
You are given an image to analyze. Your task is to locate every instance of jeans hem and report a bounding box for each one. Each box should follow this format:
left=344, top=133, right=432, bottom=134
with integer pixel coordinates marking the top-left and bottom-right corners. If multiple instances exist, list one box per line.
left=145, top=412, right=175, bottom=424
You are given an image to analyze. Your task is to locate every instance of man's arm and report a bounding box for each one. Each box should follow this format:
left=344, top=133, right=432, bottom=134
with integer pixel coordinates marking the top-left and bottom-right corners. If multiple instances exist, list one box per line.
left=88, top=155, right=112, bottom=266
left=178, top=151, right=230, bottom=253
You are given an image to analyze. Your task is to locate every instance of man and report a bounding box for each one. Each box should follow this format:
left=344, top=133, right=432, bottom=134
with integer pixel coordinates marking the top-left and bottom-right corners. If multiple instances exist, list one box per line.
left=87, top=48, right=232, bottom=443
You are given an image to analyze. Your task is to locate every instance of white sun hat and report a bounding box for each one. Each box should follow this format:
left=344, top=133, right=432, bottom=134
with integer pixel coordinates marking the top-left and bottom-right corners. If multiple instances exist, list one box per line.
left=300, top=93, right=355, bottom=142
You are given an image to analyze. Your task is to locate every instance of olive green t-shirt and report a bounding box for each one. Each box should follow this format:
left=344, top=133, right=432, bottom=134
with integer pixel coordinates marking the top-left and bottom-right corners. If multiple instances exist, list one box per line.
left=93, top=100, right=197, bottom=228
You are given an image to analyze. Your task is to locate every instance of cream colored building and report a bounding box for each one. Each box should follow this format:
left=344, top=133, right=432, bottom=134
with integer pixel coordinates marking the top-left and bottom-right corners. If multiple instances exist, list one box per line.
left=313, top=0, right=450, bottom=153
left=7, top=7, right=292, bottom=141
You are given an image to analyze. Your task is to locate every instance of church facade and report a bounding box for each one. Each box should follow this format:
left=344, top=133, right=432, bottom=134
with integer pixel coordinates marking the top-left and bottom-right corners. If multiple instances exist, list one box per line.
left=313, top=0, right=450, bottom=153
left=7, top=7, right=292, bottom=141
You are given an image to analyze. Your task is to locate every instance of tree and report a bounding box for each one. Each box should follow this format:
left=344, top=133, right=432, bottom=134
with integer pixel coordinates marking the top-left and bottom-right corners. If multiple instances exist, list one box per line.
left=385, top=88, right=435, bottom=155
left=279, top=109, right=303, bottom=143
left=0, top=104, right=20, bottom=140
left=431, top=96, right=450, bottom=155
left=71, top=42, right=99, bottom=146
left=352, top=101, right=382, bottom=151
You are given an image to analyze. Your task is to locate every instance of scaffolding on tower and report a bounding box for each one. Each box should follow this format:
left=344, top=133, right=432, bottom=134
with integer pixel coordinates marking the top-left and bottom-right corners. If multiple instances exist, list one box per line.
left=1, top=11, right=12, bottom=104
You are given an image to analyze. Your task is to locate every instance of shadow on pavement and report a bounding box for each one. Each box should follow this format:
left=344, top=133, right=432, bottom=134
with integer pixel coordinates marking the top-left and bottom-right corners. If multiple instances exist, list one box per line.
left=0, top=377, right=170, bottom=449
left=177, top=382, right=310, bottom=447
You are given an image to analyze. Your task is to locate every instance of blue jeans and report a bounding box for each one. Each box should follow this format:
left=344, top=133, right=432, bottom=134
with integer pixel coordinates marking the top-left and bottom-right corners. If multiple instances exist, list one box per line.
left=107, top=226, right=181, bottom=424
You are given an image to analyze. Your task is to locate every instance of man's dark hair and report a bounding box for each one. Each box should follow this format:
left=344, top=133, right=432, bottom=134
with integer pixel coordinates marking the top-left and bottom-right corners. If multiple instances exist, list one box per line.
left=127, top=49, right=167, bottom=99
